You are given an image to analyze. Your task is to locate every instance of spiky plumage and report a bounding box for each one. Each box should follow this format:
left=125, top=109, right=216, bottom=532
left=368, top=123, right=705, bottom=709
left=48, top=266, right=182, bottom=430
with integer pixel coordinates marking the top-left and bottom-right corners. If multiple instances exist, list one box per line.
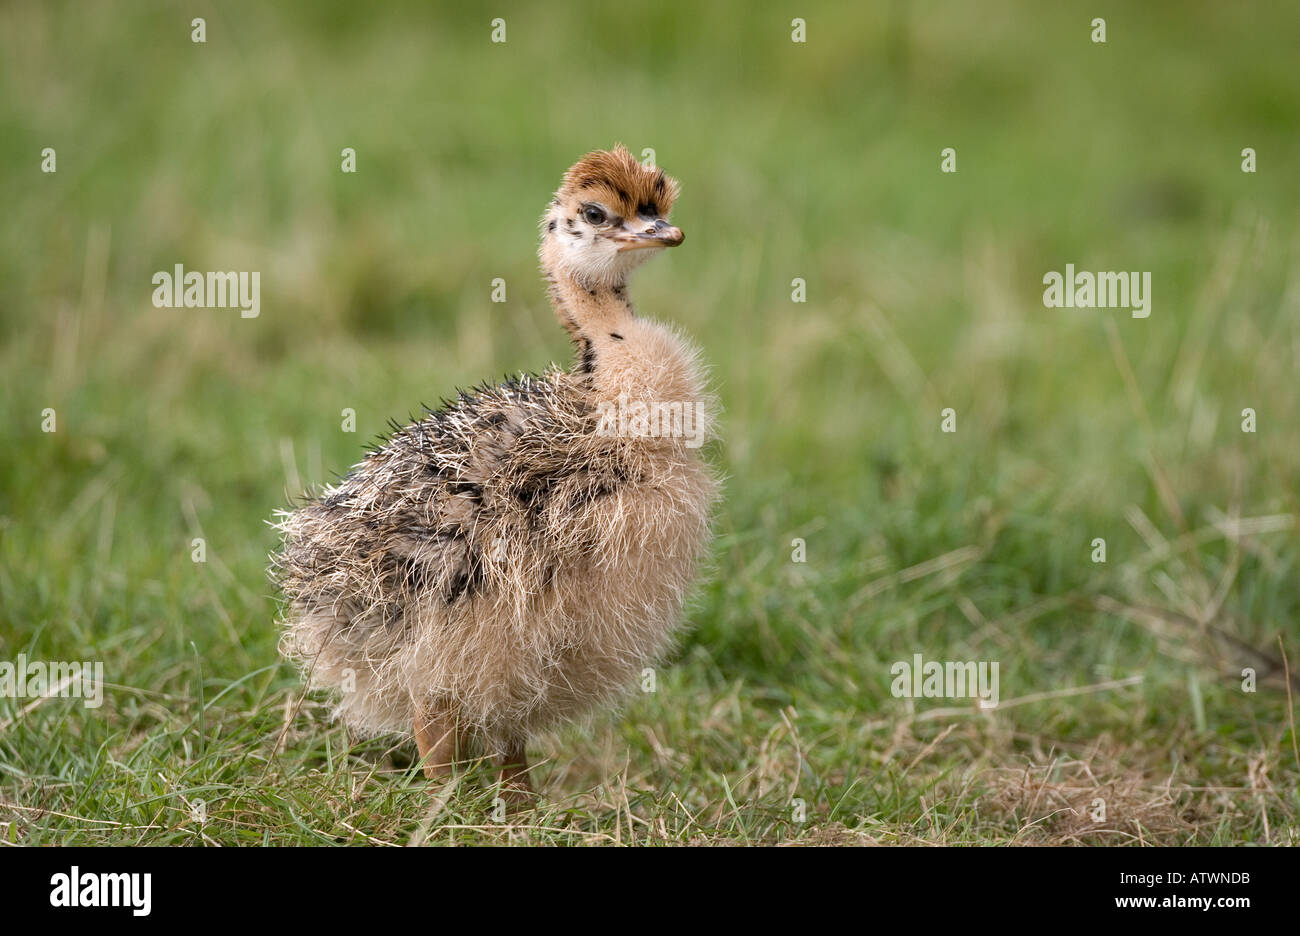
left=271, top=146, right=718, bottom=771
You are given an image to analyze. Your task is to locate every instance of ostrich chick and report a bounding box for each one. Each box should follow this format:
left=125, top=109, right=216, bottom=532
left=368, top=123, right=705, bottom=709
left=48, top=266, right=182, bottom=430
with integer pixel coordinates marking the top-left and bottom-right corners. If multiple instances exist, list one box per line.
left=272, top=146, right=718, bottom=796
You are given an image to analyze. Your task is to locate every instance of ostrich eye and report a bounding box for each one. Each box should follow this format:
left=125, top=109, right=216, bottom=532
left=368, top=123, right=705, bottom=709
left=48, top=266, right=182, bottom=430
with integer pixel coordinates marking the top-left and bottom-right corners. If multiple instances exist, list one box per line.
left=582, top=205, right=607, bottom=226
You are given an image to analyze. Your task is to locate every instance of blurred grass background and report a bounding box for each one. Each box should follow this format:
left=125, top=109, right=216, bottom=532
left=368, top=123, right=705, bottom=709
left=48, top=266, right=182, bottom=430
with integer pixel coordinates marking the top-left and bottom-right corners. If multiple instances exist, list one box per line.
left=1, top=0, right=1298, bottom=844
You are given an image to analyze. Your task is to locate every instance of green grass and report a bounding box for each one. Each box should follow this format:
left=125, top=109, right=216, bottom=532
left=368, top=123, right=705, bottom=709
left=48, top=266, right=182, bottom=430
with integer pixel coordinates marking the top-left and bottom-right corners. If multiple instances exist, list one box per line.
left=1, top=0, right=1298, bottom=845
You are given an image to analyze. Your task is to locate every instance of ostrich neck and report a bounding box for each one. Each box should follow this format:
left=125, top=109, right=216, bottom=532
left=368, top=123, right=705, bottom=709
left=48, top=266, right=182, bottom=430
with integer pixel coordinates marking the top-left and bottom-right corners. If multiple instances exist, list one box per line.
left=539, top=248, right=702, bottom=417
left=542, top=262, right=636, bottom=376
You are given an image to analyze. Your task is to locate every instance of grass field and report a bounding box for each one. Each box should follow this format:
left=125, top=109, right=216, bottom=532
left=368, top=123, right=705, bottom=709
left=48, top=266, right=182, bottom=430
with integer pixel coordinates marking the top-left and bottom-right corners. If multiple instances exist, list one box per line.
left=2, top=1, right=1298, bottom=845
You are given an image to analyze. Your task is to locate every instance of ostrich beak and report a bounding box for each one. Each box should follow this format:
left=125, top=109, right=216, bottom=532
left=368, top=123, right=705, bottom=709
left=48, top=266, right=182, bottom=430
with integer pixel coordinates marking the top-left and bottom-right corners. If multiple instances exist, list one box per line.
left=613, top=218, right=685, bottom=252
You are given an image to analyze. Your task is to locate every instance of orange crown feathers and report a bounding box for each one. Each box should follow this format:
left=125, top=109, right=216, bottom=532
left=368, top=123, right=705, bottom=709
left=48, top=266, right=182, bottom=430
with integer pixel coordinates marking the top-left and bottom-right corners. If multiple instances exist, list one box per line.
left=560, top=145, right=680, bottom=219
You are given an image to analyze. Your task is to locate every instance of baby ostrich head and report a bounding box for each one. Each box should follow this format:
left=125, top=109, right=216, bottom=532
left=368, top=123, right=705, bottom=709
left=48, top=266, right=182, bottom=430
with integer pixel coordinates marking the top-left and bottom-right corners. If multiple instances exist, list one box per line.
left=541, top=145, right=683, bottom=288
